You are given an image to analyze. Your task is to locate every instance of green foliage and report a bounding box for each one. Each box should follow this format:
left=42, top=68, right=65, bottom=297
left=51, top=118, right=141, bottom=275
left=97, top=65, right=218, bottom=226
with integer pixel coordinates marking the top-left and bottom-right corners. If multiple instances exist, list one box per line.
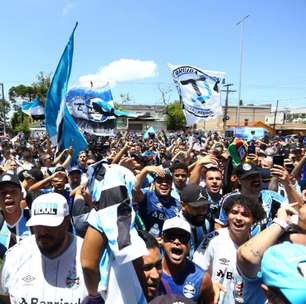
left=9, top=72, right=51, bottom=104
left=165, top=100, right=186, bottom=131
left=10, top=110, right=31, bottom=137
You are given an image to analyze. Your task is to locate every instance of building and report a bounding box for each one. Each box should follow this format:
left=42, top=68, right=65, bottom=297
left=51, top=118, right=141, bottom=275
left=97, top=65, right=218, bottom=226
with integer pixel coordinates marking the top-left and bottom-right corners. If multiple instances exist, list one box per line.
left=118, top=104, right=167, bottom=132
left=198, top=104, right=272, bottom=131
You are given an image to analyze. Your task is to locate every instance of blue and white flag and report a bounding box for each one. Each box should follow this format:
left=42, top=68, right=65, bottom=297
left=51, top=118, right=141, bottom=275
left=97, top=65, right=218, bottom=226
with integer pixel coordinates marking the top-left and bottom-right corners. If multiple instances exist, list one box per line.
left=92, top=100, right=138, bottom=118
left=143, top=127, right=156, bottom=140
left=170, top=64, right=225, bottom=126
left=21, top=96, right=45, bottom=120
left=66, top=85, right=116, bottom=136
left=87, top=161, right=148, bottom=303
left=45, top=22, right=87, bottom=159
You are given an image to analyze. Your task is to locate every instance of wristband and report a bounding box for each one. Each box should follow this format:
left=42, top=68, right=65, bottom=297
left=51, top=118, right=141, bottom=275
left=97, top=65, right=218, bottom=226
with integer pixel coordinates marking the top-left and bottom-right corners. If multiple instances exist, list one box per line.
left=273, top=218, right=289, bottom=231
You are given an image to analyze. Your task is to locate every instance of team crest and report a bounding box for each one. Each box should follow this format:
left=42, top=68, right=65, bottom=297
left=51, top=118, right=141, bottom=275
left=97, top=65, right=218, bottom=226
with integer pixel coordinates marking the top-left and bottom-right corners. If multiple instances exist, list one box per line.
left=183, top=282, right=196, bottom=299
left=66, top=269, right=80, bottom=288
left=171, top=65, right=225, bottom=119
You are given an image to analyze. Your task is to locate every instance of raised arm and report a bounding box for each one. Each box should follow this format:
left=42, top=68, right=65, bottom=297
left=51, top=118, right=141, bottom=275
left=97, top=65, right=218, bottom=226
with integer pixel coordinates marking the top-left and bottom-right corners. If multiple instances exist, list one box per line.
left=81, top=226, right=107, bottom=295
left=291, top=152, right=306, bottom=180
left=133, top=166, right=165, bottom=203
left=270, top=164, right=304, bottom=207
left=237, top=204, right=298, bottom=279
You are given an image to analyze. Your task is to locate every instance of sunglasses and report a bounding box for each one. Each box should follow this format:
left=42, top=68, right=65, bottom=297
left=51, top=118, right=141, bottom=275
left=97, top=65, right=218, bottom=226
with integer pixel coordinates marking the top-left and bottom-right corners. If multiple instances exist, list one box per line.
left=163, top=231, right=190, bottom=244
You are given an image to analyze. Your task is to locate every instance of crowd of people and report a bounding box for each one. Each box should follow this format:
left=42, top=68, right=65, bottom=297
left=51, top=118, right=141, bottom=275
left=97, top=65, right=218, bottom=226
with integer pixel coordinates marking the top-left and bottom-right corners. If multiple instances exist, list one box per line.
left=0, top=128, right=305, bottom=304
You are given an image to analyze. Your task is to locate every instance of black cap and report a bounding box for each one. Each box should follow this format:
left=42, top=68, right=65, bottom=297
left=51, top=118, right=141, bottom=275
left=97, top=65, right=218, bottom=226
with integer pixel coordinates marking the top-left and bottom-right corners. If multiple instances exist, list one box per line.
left=68, top=166, right=82, bottom=176
left=180, top=184, right=210, bottom=207
left=24, top=167, right=44, bottom=182
left=236, top=163, right=260, bottom=180
left=149, top=294, right=195, bottom=304
left=153, top=168, right=172, bottom=181
left=0, top=173, right=21, bottom=188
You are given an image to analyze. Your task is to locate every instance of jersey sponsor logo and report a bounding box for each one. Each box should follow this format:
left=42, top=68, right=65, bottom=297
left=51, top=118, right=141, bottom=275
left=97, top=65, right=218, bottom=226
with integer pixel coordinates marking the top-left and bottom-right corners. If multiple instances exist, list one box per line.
left=183, top=281, right=196, bottom=299
left=217, top=269, right=233, bottom=280
left=33, top=203, right=58, bottom=215
left=155, top=202, right=163, bottom=209
left=22, top=275, right=36, bottom=284
left=66, top=269, right=80, bottom=288
left=218, top=258, right=230, bottom=266
left=18, top=298, right=81, bottom=304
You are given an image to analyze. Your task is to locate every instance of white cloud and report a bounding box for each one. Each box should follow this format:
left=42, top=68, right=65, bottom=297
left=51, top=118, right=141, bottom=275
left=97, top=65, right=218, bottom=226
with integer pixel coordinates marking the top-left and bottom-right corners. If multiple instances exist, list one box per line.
left=78, top=58, right=157, bottom=88
left=62, top=2, right=74, bottom=16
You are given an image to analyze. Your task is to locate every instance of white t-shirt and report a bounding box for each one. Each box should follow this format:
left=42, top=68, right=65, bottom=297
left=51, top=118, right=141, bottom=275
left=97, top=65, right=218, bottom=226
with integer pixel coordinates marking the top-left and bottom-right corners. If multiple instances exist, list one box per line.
left=0, top=234, right=88, bottom=304
left=193, top=228, right=242, bottom=304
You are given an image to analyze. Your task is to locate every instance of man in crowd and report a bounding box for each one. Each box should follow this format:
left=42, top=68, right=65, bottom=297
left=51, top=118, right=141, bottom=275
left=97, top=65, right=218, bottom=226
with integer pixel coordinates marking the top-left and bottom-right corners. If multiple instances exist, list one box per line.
left=170, top=161, right=189, bottom=201
left=179, top=184, right=211, bottom=255
left=217, top=162, right=302, bottom=233
left=161, top=216, right=214, bottom=303
left=133, top=165, right=180, bottom=236
left=0, top=193, right=88, bottom=304
left=237, top=203, right=306, bottom=303
left=0, top=172, right=31, bottom=255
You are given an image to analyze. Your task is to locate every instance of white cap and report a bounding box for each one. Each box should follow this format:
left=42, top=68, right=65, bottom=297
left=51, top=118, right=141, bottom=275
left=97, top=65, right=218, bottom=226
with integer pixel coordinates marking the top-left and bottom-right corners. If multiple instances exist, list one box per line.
left=162, top=216, right=191, bottom=235
left=26, top=193, right=69, bottom=227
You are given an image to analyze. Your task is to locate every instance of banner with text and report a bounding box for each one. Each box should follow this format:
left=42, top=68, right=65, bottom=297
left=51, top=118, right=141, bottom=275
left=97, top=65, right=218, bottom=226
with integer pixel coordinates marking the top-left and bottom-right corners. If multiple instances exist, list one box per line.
left=170, top=64, right=225, bottom=126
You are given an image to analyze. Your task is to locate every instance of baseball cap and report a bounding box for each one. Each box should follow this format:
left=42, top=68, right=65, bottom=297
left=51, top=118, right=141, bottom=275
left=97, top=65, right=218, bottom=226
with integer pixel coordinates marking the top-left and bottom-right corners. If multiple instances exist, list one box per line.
left=149, top=294, right=195, bottom=304
left=26, top=193, right=69, bottom=227
left=261, top=241, right=306, bottom=304
left=68, top=166, right=82, bottom=175
left=153, top=168, right=172, bottom=181
left=0, top=172, right=21, bottom=188
left=180, top=184, right=210, bottom=207
left=162, top=216, right=191, bottom=235
left=236, top=163, right=260, bottom=180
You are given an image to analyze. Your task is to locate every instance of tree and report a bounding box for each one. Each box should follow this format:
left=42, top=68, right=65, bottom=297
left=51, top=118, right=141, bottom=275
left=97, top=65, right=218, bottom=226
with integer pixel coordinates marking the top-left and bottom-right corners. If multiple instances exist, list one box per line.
left=10, top=109, right=31, bottom=137
left=165, top=101, right=186, bottom=131
left=9, top=72, right=51, bottom=105
left=0, top=99, right=11, bottom=133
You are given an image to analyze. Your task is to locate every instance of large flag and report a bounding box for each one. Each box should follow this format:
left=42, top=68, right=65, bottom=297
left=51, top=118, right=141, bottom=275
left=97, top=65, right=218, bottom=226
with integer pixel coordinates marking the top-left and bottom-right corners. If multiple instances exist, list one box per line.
left=66, top=85, right=138, bottom=136
left=170, top=64, right=225, bottom=126
left=45, top=23, right=87, bottom=159
left=87, top=161, right=148, bottom=303
left=66, top=85, right=116, bottom=136
left=21, top=96, right=45, bottom=120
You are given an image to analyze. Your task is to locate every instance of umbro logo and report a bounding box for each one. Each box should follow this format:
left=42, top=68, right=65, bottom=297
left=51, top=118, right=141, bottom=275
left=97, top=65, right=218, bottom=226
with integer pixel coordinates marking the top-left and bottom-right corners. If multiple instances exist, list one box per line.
left=219, top=258, right=230, bottom=265
left=22, top=275, right=35, bottom=283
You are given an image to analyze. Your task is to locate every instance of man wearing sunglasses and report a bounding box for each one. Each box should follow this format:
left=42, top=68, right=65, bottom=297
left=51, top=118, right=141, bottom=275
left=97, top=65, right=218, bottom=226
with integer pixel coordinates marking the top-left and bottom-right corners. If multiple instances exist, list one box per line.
left=161, top=217, right=214, bottom=303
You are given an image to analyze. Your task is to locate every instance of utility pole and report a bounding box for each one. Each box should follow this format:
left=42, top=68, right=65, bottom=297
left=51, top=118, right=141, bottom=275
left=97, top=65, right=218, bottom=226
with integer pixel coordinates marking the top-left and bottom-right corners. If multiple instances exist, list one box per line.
left=236, top=15, right=250, bottom=127
left=0, top=83, right=5, bottom=134
left=221, top=84, right=236, bottom=130
left=273, top=99, right=279, bottom=131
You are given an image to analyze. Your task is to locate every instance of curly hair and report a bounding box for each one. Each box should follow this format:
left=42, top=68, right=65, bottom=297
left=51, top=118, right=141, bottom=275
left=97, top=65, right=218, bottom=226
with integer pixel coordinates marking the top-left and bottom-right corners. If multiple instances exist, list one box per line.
left=223, top=194, right=266, bottom=223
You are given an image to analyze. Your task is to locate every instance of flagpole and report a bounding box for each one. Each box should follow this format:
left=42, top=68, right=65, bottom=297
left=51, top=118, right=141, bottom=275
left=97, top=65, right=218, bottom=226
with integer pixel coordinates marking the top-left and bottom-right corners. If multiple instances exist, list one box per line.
left=236, top=15, right=250, bottom=128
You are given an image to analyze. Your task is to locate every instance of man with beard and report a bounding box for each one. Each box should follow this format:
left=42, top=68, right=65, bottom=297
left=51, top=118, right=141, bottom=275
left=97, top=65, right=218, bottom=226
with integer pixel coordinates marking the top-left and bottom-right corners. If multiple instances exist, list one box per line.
left=178, top=184, right=211, bottom=256
left=133, top=166, right=180, bottom=237
left=161, top=217, right=214, bottom=303
left=0, top=193, right=88, bottom=304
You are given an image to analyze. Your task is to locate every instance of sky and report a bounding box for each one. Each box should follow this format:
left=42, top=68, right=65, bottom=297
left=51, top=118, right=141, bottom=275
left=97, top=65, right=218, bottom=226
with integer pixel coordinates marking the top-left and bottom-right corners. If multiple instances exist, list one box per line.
left=1, top=0, right=306, bottom=110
